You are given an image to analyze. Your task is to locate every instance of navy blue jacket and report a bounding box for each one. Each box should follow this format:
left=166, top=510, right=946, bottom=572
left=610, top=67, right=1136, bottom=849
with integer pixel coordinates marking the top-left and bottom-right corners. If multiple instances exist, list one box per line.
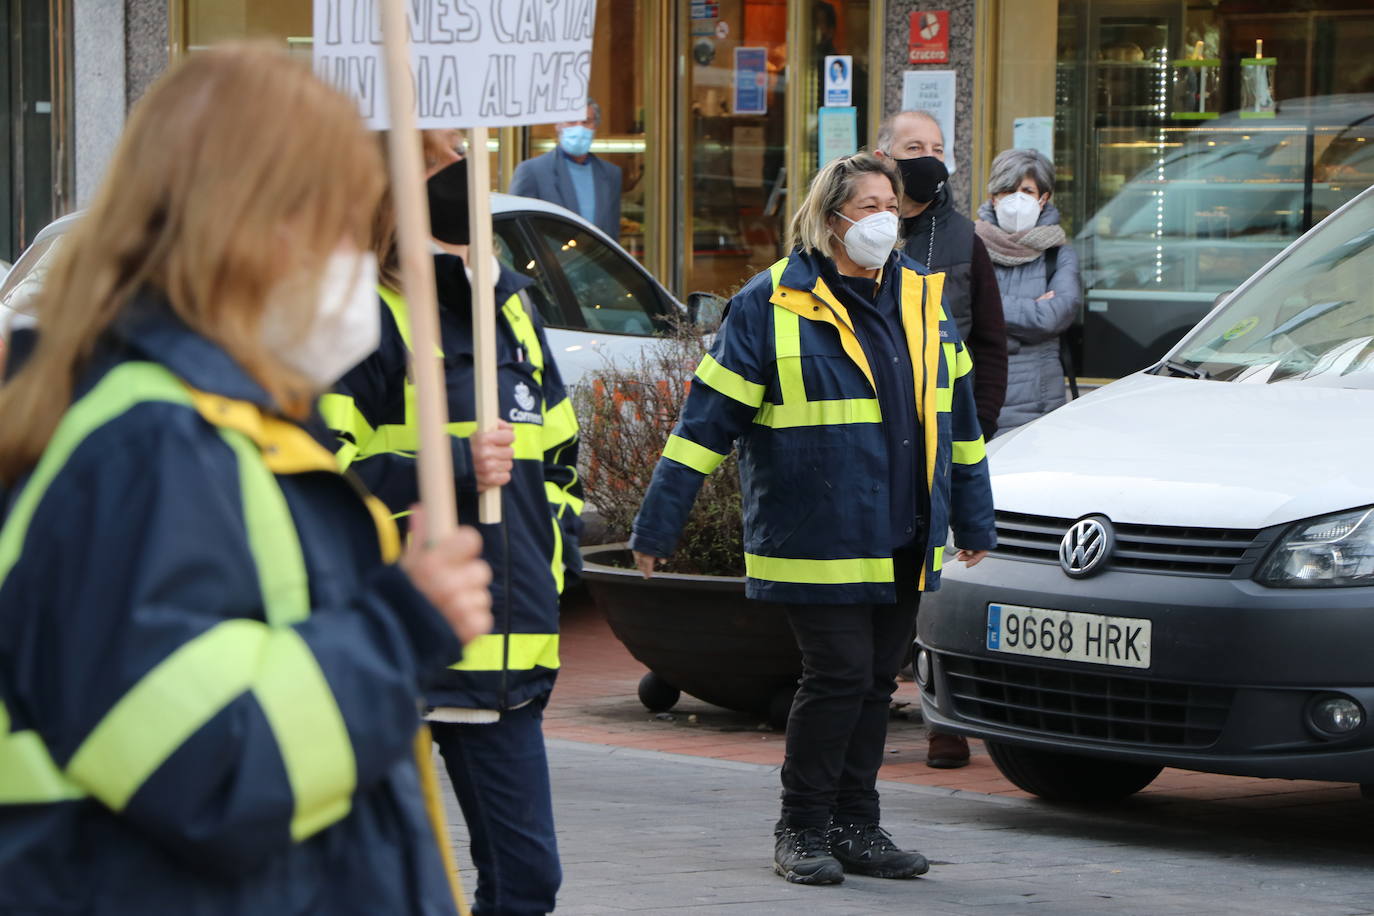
left=632, top=248, right=996, bottom=605
left=330, top=256, right=580, bottom=711
left=0, top=299, right=459, bottom=913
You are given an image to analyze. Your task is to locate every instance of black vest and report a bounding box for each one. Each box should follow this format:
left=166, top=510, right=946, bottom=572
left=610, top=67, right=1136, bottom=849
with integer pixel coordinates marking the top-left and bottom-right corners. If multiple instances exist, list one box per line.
left=901, top=187, right=977, bottom=342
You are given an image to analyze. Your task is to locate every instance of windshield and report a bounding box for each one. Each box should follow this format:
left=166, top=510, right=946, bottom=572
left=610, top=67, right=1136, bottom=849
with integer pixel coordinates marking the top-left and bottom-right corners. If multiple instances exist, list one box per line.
left=1168, top=189, right=1374, bottom=387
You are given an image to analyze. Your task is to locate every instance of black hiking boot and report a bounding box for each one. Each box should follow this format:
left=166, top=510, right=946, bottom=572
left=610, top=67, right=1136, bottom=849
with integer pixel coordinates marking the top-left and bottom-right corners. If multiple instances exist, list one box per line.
left=826, top=822, right=930, bottom=879
left=772, top=824, right=844, bottom=885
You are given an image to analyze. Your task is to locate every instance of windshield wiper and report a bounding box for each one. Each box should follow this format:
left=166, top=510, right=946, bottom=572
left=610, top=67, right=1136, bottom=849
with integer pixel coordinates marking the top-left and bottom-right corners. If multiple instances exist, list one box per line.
left=1155, top=359, right=1210, bottom=380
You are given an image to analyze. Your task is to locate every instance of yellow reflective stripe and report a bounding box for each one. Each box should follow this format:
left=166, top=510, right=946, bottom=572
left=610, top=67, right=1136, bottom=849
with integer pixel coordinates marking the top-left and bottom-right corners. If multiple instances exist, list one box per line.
left=67, top=620, right=356, bottom=839
left=319, top=393, right=373, bottom=444
left=253, top=628, right=356, bottom=840
left=936, top=383, right=954, bottom=414
left=932, top=546, right=945, bottom=573
left=545, top=480, right=585, bottom=516
left=67, top=620, right=267, bottom=811
left=768, top=257, right=788, bottom=288
left=954, top=342, right=974, bottom=379
left=744, top=553, right=894, bottom=585
left=380, top=286, right=442, bottom=358
left=219, top=429, right=310, bottom=628
left=549, top=515, right=565, bottom=595
left=541, top=397, right=578, bottom=450
left=0, top=363, right=191, bottom=587
left=365, top=417, right=545, bottom=460
left=754, top=398, right=882, bottom=429
left=773, top=308, right=804, bottom=406
left=449, top=634, right=561, bottom=672
left=662, top=434, right=727, bottom=474
left=501, top=292, right=544, bottom=374
left=0, top=703, right=82, bottom=803
left=695, top=354, right=765, bottom=407
left=952, top=438, right=987, bottom=465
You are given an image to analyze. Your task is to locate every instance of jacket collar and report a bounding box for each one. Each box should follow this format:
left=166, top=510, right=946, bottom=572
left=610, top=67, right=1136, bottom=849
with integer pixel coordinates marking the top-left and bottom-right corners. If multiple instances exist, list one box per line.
left=433, top=253, right=534, bottom=313
left=112, top=289, right=275, bottom=409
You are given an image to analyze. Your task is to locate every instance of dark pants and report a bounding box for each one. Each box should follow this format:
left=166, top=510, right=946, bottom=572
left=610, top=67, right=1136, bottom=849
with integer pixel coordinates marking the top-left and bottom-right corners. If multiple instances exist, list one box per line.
left=431, top=701, right=561, bottom=916
left=779, top=559, right=921, bottom=830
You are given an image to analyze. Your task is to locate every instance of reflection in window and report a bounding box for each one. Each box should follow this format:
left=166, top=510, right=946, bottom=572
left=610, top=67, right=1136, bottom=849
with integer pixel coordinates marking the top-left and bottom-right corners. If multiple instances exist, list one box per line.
left=527, top=216, right=664, bottom=335
left=493, top=220, right=563, bottom=326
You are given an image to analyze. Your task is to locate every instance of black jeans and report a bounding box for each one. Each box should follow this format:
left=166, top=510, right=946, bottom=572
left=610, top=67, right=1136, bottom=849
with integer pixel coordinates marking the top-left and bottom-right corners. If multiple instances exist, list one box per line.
left=778, top=556, right=920, bottom=830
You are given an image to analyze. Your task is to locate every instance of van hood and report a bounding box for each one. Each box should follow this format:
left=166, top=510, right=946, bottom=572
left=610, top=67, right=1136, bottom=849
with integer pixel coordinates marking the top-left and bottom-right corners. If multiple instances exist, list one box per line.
left=988, top=373, right=1374, bottom=530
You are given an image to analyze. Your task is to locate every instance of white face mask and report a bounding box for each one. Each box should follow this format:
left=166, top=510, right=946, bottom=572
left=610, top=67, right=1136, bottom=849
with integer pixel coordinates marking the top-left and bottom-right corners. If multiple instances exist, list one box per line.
left=263, top=249, right=380, bottom=391
left=994, top=191, right=1042, bottom=233
left=835, top=211, right=899, bottom=270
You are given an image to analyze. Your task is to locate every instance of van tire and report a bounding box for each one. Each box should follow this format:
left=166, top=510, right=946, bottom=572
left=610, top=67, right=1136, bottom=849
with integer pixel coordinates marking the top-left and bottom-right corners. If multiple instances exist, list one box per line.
left=986, top=740, right=1161, bottom=802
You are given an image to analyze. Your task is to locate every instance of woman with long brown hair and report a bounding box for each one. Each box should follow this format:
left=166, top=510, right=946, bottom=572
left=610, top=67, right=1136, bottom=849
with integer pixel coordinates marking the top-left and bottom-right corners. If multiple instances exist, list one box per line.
left=0, top=44, right=490, bottom=913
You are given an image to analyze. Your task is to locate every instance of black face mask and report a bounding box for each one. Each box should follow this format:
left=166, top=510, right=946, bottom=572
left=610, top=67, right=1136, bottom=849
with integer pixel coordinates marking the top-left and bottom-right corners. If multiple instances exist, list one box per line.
left=896, top=156, right=949, bottom=204
left=427, top=158, right=470, bottom=245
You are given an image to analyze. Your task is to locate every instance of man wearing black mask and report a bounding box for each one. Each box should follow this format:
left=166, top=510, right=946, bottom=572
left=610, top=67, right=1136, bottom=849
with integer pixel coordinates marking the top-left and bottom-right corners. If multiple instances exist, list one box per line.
left=877, top=111, right=1006, bottom=444
left=876, top=110, right=1006, bottom=771
left=324, top=148, right=581, bottom=915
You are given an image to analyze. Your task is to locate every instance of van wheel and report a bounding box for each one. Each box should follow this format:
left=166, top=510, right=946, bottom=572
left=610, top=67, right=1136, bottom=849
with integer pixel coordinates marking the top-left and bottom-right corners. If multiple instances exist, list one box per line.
left=986, top=741, right=1161, bottom=803
left=637, top=672, right=680, bottom=712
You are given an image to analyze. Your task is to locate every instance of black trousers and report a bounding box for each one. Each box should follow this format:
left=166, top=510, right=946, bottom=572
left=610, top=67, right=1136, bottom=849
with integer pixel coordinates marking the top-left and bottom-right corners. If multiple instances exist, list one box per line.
left=778, top=553, right=920, bottom=830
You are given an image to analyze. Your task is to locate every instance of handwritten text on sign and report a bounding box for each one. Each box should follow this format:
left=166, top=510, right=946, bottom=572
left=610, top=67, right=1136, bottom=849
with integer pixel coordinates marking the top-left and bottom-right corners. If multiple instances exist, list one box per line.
left=314, top=0, right=597, bottom=129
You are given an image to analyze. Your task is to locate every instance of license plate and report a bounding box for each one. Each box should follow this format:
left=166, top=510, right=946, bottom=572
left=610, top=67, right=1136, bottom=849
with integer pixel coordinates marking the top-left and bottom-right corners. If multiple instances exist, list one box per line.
left=986, top=603, right=1151, bottom=669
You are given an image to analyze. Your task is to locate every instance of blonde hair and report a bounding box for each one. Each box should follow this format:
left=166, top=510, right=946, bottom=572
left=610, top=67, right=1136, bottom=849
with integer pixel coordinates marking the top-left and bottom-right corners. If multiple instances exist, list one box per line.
left=0, top=43, right=383, bottom=484
left=787, top=152, right=901, bottom=260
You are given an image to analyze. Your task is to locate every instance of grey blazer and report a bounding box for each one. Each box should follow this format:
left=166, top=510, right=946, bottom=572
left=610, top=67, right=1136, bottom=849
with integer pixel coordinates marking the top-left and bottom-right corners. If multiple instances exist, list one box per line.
left=509, top=150, right=623, bottom=240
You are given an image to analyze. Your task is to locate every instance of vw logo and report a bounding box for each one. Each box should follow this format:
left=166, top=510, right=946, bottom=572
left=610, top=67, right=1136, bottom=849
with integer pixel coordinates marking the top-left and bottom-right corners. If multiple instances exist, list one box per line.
left=1059, top=516, right=1114, bottom=578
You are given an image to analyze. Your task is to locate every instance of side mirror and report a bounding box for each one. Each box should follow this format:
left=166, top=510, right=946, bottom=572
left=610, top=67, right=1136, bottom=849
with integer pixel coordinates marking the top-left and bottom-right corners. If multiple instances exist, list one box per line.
left=687, top=291, right=728, bottom=330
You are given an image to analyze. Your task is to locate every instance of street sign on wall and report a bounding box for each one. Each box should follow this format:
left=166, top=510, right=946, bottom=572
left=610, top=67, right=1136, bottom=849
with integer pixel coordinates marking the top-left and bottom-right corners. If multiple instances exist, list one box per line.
left=909, top=10, right=950, bottom=65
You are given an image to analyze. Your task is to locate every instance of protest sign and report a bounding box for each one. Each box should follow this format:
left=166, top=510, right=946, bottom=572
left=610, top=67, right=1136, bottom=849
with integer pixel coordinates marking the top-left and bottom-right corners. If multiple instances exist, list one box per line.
left=315, top=0, right=597, bottom=130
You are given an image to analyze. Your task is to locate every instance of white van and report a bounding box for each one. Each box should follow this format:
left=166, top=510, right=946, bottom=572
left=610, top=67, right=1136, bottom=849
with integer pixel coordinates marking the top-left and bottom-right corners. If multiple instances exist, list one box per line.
left=917, top=184, right=1374, bottom=801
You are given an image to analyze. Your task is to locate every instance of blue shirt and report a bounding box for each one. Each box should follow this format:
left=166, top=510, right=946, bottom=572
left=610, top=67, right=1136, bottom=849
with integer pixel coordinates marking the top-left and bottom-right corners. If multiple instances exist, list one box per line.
left=561, top=151, right=597, bottom=226
left=828, top=261, right=925, bottom=551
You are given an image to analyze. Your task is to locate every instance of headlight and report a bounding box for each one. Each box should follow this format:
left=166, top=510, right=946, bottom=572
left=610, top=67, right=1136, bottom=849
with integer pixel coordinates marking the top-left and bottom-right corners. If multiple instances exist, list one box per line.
left=1258, top=507, right=1374, bottom=587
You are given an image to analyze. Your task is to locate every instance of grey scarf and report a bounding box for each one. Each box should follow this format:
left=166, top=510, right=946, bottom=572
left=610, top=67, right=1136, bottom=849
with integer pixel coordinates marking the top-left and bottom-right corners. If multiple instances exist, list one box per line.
left=974, top=219, right=1067, bottom=267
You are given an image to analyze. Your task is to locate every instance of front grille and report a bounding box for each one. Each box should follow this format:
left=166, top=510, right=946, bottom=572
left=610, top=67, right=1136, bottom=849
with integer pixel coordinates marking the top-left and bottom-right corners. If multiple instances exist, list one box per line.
left=993, top=511, right=1265, bottom=577
left=941, top=654, right=1232, bottom=748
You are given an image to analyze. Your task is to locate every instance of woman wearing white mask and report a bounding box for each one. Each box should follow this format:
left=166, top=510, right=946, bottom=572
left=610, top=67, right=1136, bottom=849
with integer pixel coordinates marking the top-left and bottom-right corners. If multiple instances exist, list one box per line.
left=974, top=148, right=1081, bottom=434
left=630, top=152, right=995, bottom=887
left=0, top=45, right=493, bottom=914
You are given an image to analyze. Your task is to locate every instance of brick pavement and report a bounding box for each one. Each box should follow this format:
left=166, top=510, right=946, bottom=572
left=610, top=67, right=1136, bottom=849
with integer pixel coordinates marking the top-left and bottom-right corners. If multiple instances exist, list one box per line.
left=546, top=589, right=1359, bottom=807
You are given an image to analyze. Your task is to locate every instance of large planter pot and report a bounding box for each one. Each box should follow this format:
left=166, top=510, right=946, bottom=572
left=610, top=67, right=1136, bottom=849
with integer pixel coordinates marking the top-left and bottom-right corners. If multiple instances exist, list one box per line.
left=581, top=543, right=801, bottom=726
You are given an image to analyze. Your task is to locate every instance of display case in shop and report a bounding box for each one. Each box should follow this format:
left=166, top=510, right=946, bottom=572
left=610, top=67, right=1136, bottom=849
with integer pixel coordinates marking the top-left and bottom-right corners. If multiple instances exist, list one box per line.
left=1056, top=1, right=1374, bottom=378
left=1075, top=97, right=1374, bottom=377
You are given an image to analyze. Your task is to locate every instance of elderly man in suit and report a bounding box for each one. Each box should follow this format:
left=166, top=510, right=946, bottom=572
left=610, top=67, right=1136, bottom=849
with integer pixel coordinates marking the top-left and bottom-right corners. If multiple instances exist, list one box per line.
left=511, top=100, right=623, bottom=241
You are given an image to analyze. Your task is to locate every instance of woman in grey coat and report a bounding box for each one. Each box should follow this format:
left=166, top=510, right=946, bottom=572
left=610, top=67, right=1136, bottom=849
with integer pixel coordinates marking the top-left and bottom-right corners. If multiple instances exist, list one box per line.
left=973, top=149, right=1080, bottom=434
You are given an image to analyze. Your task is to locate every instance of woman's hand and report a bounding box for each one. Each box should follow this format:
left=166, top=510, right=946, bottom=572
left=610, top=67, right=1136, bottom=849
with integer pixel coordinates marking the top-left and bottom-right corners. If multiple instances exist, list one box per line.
left=956, top=549, right=989, bottom=567
left=402, top=506, right=493, bottom=645
left=471, top=421, right=515, bottom=492
left=632, top=550, right=663, bottom=579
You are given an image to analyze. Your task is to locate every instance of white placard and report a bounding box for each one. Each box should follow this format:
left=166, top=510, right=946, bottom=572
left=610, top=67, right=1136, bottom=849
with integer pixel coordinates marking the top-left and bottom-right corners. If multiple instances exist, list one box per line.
left=901, top=69, right=956, bottom=174
left=824, top=54, right=852, bottom=107
left=314, top=0, right=597, bottom=129
left=1012, top=116, right=1055, bottom=161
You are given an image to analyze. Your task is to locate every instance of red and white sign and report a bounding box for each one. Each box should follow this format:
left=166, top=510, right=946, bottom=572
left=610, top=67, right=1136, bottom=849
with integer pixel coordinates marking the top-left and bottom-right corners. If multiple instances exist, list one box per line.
left=908, top=10, right=950, bottom=64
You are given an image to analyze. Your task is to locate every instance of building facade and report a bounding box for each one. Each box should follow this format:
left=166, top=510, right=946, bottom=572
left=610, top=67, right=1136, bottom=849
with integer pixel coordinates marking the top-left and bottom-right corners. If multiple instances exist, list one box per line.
left=7, top=1, right=1373, bottom=378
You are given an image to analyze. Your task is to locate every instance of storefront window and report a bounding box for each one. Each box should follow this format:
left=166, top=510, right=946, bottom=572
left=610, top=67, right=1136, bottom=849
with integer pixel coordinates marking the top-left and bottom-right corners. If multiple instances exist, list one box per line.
left=1057, top=0, right=1374, bottom=378
left=522, top=0, right=646, bottom=259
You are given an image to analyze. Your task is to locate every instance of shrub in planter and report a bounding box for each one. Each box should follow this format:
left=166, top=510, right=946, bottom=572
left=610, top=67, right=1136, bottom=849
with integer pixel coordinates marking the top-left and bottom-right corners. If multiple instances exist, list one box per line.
left=572, top=320, right=800, bottom=726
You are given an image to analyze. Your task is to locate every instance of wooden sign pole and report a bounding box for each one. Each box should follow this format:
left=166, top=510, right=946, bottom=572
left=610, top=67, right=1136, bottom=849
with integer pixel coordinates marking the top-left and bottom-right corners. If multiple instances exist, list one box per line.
left=377, top=0, right=457, bottom=542
left=465, top=126, right=502, bottom=525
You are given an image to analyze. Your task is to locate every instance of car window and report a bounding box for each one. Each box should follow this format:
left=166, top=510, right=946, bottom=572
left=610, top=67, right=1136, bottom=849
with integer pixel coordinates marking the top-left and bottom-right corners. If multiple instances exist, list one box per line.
left=493, top=217, right=565, bottom=326
left=1171, top=190, right=1374, bottom=387
left=526, top=216, right=665, bottom=336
